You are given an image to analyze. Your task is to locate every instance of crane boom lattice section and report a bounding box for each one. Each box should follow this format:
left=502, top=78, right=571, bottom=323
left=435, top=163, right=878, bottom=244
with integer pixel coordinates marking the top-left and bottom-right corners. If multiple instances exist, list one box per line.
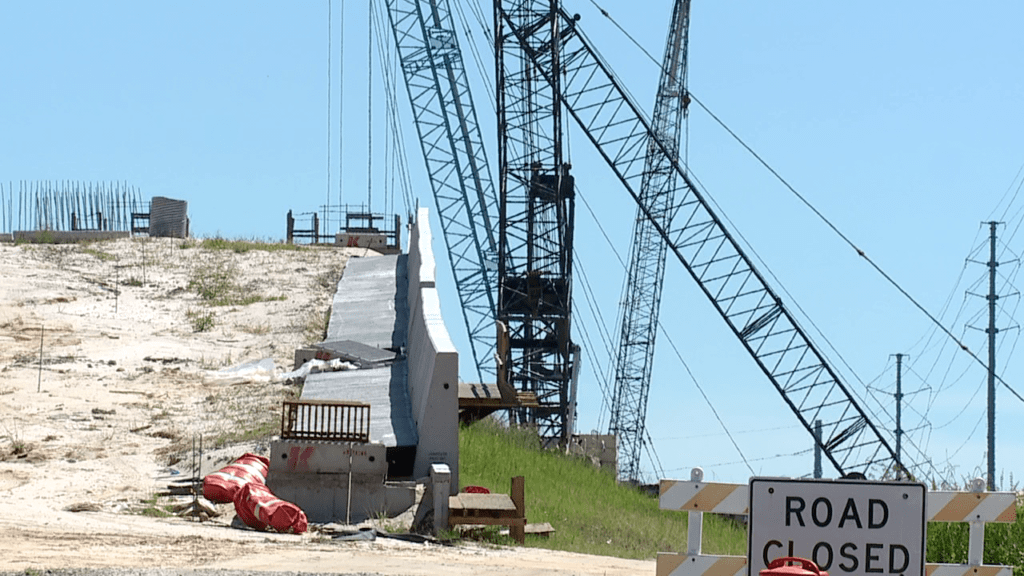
left=499, top=7, right=910, bottom=478
left=496, top=1, right=577, bottom=442
left=386, top=0, right=500, bottom=382
left=609, top=0, right=691, bottom=483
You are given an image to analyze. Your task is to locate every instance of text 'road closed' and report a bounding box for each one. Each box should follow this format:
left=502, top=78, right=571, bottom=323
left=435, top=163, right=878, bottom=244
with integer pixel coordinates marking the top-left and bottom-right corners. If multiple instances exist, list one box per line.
left=748, top=479, right=926, bottom=576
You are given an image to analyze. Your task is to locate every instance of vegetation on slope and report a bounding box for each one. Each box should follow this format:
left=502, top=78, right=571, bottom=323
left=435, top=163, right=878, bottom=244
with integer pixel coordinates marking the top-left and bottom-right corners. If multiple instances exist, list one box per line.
left=460, top=419, right=1023, bottom=572
left=458, top=418, right=746, bottom=559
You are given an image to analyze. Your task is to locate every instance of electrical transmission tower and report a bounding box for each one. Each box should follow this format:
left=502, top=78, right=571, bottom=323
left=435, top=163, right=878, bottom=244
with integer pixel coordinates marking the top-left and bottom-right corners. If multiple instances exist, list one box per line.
left=385, top=0, right=500, bottom=383
left=608, top=0, right=691, bottom=483
left=495, top=0, right=579, bottom=442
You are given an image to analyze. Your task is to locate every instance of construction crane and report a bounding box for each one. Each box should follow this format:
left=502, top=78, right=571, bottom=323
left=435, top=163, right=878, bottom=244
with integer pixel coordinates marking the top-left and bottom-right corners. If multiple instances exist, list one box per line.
left=498, top=3, right=913, bottom=479
left=608, top=0, right=691, bottom=483
left=495, top=0, right=579, bottom=442
left=385, top=0, right=501, bottom=382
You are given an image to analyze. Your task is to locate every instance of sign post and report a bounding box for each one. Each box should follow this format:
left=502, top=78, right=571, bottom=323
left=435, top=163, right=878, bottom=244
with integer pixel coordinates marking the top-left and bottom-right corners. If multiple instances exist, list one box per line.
left=748, top=478, right=926, bottom=576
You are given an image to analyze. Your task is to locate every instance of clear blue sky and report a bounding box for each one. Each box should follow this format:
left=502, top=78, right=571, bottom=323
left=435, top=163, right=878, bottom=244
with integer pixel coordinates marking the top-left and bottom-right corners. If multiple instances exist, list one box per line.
left=3, top=1, right=1023, bottom=489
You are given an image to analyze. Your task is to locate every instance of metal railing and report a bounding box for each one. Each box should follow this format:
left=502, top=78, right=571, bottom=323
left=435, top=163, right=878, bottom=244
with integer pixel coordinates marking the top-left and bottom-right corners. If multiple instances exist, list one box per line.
left=280, top=400, right=370, bottom=443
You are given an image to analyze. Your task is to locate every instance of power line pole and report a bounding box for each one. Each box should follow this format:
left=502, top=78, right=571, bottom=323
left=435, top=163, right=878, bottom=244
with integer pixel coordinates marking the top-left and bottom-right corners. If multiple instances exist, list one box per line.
left=813, top=419, right=822, bottom=479
left=985, top=221, right=999, bottom=491
left=969, top=221, right=1004, bottom=490
left=892, top=353, right=905, bottom=480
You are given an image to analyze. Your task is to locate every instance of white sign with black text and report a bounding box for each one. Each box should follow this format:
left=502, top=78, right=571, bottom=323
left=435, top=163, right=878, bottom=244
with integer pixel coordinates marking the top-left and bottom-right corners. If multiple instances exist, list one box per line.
left=748, top=478, right=926, bottom=576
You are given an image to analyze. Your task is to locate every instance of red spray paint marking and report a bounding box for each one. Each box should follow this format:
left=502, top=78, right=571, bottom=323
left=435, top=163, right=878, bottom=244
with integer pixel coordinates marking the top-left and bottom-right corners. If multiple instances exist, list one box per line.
left=287, top=446, right=315, bottom=472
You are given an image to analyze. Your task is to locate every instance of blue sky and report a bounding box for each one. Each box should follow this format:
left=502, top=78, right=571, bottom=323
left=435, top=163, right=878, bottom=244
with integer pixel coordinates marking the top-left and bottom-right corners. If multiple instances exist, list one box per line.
left=2, top=1, right=1023, bottom=488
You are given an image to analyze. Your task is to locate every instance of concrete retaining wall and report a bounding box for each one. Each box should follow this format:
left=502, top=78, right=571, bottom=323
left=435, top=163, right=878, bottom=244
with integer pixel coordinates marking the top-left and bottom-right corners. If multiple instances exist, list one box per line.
left=406, top=207, right=459, bottom=492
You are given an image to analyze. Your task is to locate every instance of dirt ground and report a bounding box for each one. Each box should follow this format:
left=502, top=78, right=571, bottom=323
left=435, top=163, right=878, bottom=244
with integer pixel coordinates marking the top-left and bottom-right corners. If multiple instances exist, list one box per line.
left=0, top=237, right=653, bottom=575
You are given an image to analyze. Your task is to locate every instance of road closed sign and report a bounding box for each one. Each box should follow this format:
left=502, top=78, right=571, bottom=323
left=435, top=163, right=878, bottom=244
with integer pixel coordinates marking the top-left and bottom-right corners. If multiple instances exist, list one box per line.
left=748, top=478, right=926, bottom=576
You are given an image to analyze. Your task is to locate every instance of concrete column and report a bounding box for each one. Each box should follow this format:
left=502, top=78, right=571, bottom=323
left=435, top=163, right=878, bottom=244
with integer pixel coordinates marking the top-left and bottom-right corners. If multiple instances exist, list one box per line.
left=431, top=463, right=451, bottom=535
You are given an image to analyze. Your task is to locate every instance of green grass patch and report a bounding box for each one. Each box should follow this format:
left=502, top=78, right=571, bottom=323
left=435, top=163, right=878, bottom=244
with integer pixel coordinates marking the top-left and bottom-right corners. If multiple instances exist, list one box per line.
left=137, top=494, right=173, bottom=518
left=459, top=419, right=745, bottom=559
left=186, top=258, right=286, bottom=306
left=207, top=418, right=278, bottom=450
left=927, top=505, right=1024, bottom=576
left=185, top=308, right=215, bottom=332
left=197, top=237, right=302, bottom=253
left=81, top=246, right=115, bottom=261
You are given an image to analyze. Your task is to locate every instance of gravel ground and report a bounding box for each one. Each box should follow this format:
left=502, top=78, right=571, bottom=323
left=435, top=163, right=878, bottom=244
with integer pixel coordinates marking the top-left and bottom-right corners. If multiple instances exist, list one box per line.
left=0, top=565, right=380, bottom=569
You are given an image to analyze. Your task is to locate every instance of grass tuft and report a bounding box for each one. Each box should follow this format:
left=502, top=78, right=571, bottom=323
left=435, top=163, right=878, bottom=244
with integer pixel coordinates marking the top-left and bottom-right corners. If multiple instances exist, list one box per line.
left=198, top=237, right=302, bottom=253
left=187, top=258, right=286, bottom=306
left=185, top=308, right=215, bottom=332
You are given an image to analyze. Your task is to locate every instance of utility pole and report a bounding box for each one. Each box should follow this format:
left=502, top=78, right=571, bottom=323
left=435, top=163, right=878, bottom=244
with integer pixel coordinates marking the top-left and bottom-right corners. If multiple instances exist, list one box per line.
left=968, top=221, right=1005, bottom=491
left=985, top=221, right=999, bottom=491
left=893, top=353, right=905, bottom=480
left=813, top=420, right=822, bottom=479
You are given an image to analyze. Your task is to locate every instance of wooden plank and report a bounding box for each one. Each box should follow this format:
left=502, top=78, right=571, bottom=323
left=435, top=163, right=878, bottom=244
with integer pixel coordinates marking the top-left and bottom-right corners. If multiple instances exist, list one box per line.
left=449, top=516, right=527, bottom=528
left=510, top=475, right=525, bottom=544
left=449, top=493, right=517, bottom=512
left=525, top=522, right=554, bottom=536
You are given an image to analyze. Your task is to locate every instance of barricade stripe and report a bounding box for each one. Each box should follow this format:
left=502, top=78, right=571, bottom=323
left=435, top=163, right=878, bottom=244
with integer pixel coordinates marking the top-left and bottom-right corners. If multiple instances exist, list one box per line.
left=928, top=492, right=1017, bottom=523
left=995, top=502, right=1016, bottom=523
left=660, top=481, right=748, bottom=514
left=707, top=556, right=748, bottom=576
left=686, top=484, right=744, bottom=513
left=656, top=553, right=688, bottom=576
left=926, top=564, right=1013, bottom=576
left=932, top=494, right=982, bottom=522
left=656, top=554, right=746, bottom=576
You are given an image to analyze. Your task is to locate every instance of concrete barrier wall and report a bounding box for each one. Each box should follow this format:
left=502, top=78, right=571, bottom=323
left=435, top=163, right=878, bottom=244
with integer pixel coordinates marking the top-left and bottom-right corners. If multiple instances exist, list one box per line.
left=406, top=207, right=459, bottom=492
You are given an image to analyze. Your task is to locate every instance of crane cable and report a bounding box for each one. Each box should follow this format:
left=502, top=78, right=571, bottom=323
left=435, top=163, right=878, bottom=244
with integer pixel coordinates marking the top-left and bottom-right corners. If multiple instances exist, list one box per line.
left=586, top=0, right=1024, bottom=407
left=576, top=183, right=756, bottom=476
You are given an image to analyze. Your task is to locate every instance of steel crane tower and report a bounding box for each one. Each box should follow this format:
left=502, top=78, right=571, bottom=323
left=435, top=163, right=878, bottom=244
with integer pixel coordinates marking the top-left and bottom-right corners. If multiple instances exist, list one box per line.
left=495, top=0, right=578, bottom=442
left=385, top=0, right=500, bottom=382
left=498, top=5, right=913, bottom=478
left=608, top=0, right=691, bottom=483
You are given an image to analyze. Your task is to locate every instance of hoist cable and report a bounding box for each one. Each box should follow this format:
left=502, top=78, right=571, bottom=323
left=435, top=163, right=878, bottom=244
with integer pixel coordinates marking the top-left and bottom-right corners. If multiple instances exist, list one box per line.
left=590, top=0, right=1024, bottom=407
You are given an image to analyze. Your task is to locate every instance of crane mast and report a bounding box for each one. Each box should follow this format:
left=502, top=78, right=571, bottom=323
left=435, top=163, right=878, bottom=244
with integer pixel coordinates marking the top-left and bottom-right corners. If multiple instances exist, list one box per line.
left=385, top=0, right=500, bottom=382
left=495, top=0, right=578, bottom=442
left=498, top=5, right=911, bottom=478
left=609, top=0, right=691, bottom=483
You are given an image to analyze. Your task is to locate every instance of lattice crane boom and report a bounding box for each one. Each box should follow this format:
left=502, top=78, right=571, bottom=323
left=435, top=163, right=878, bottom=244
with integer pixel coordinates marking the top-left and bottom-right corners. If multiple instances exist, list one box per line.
left=609, top=0, right=691, bottom=483
left=498, top=5, right=912, bottom=479
left=495, top=0, right=578, bottom=442
left=385, top=0, right=500, bottom=382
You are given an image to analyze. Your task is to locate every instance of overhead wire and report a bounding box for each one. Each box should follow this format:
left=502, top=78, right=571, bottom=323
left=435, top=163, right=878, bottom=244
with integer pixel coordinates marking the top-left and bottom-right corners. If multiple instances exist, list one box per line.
left=338, top=0, right=346, bottom=212
left=590, top=0, right=1024, bottom=411
left=327, top=0, right=333, bottom=231
left=367, top=0, right=374, bottom=211
left=369, top=0, right=415, bottom=216
left=580, top=1, right=1024, bottom=484
left=453, top=0, right=496, bottom=109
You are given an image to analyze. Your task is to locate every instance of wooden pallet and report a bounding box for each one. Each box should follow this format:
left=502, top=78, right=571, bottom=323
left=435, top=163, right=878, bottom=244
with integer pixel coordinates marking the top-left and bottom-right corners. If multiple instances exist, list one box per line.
left=449, top=476, right=526, bottom=544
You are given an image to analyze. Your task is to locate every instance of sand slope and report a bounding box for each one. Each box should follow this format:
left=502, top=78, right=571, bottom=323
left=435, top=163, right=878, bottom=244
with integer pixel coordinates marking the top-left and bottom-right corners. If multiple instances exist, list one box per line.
left=0, top=237, right=652, bottom=575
